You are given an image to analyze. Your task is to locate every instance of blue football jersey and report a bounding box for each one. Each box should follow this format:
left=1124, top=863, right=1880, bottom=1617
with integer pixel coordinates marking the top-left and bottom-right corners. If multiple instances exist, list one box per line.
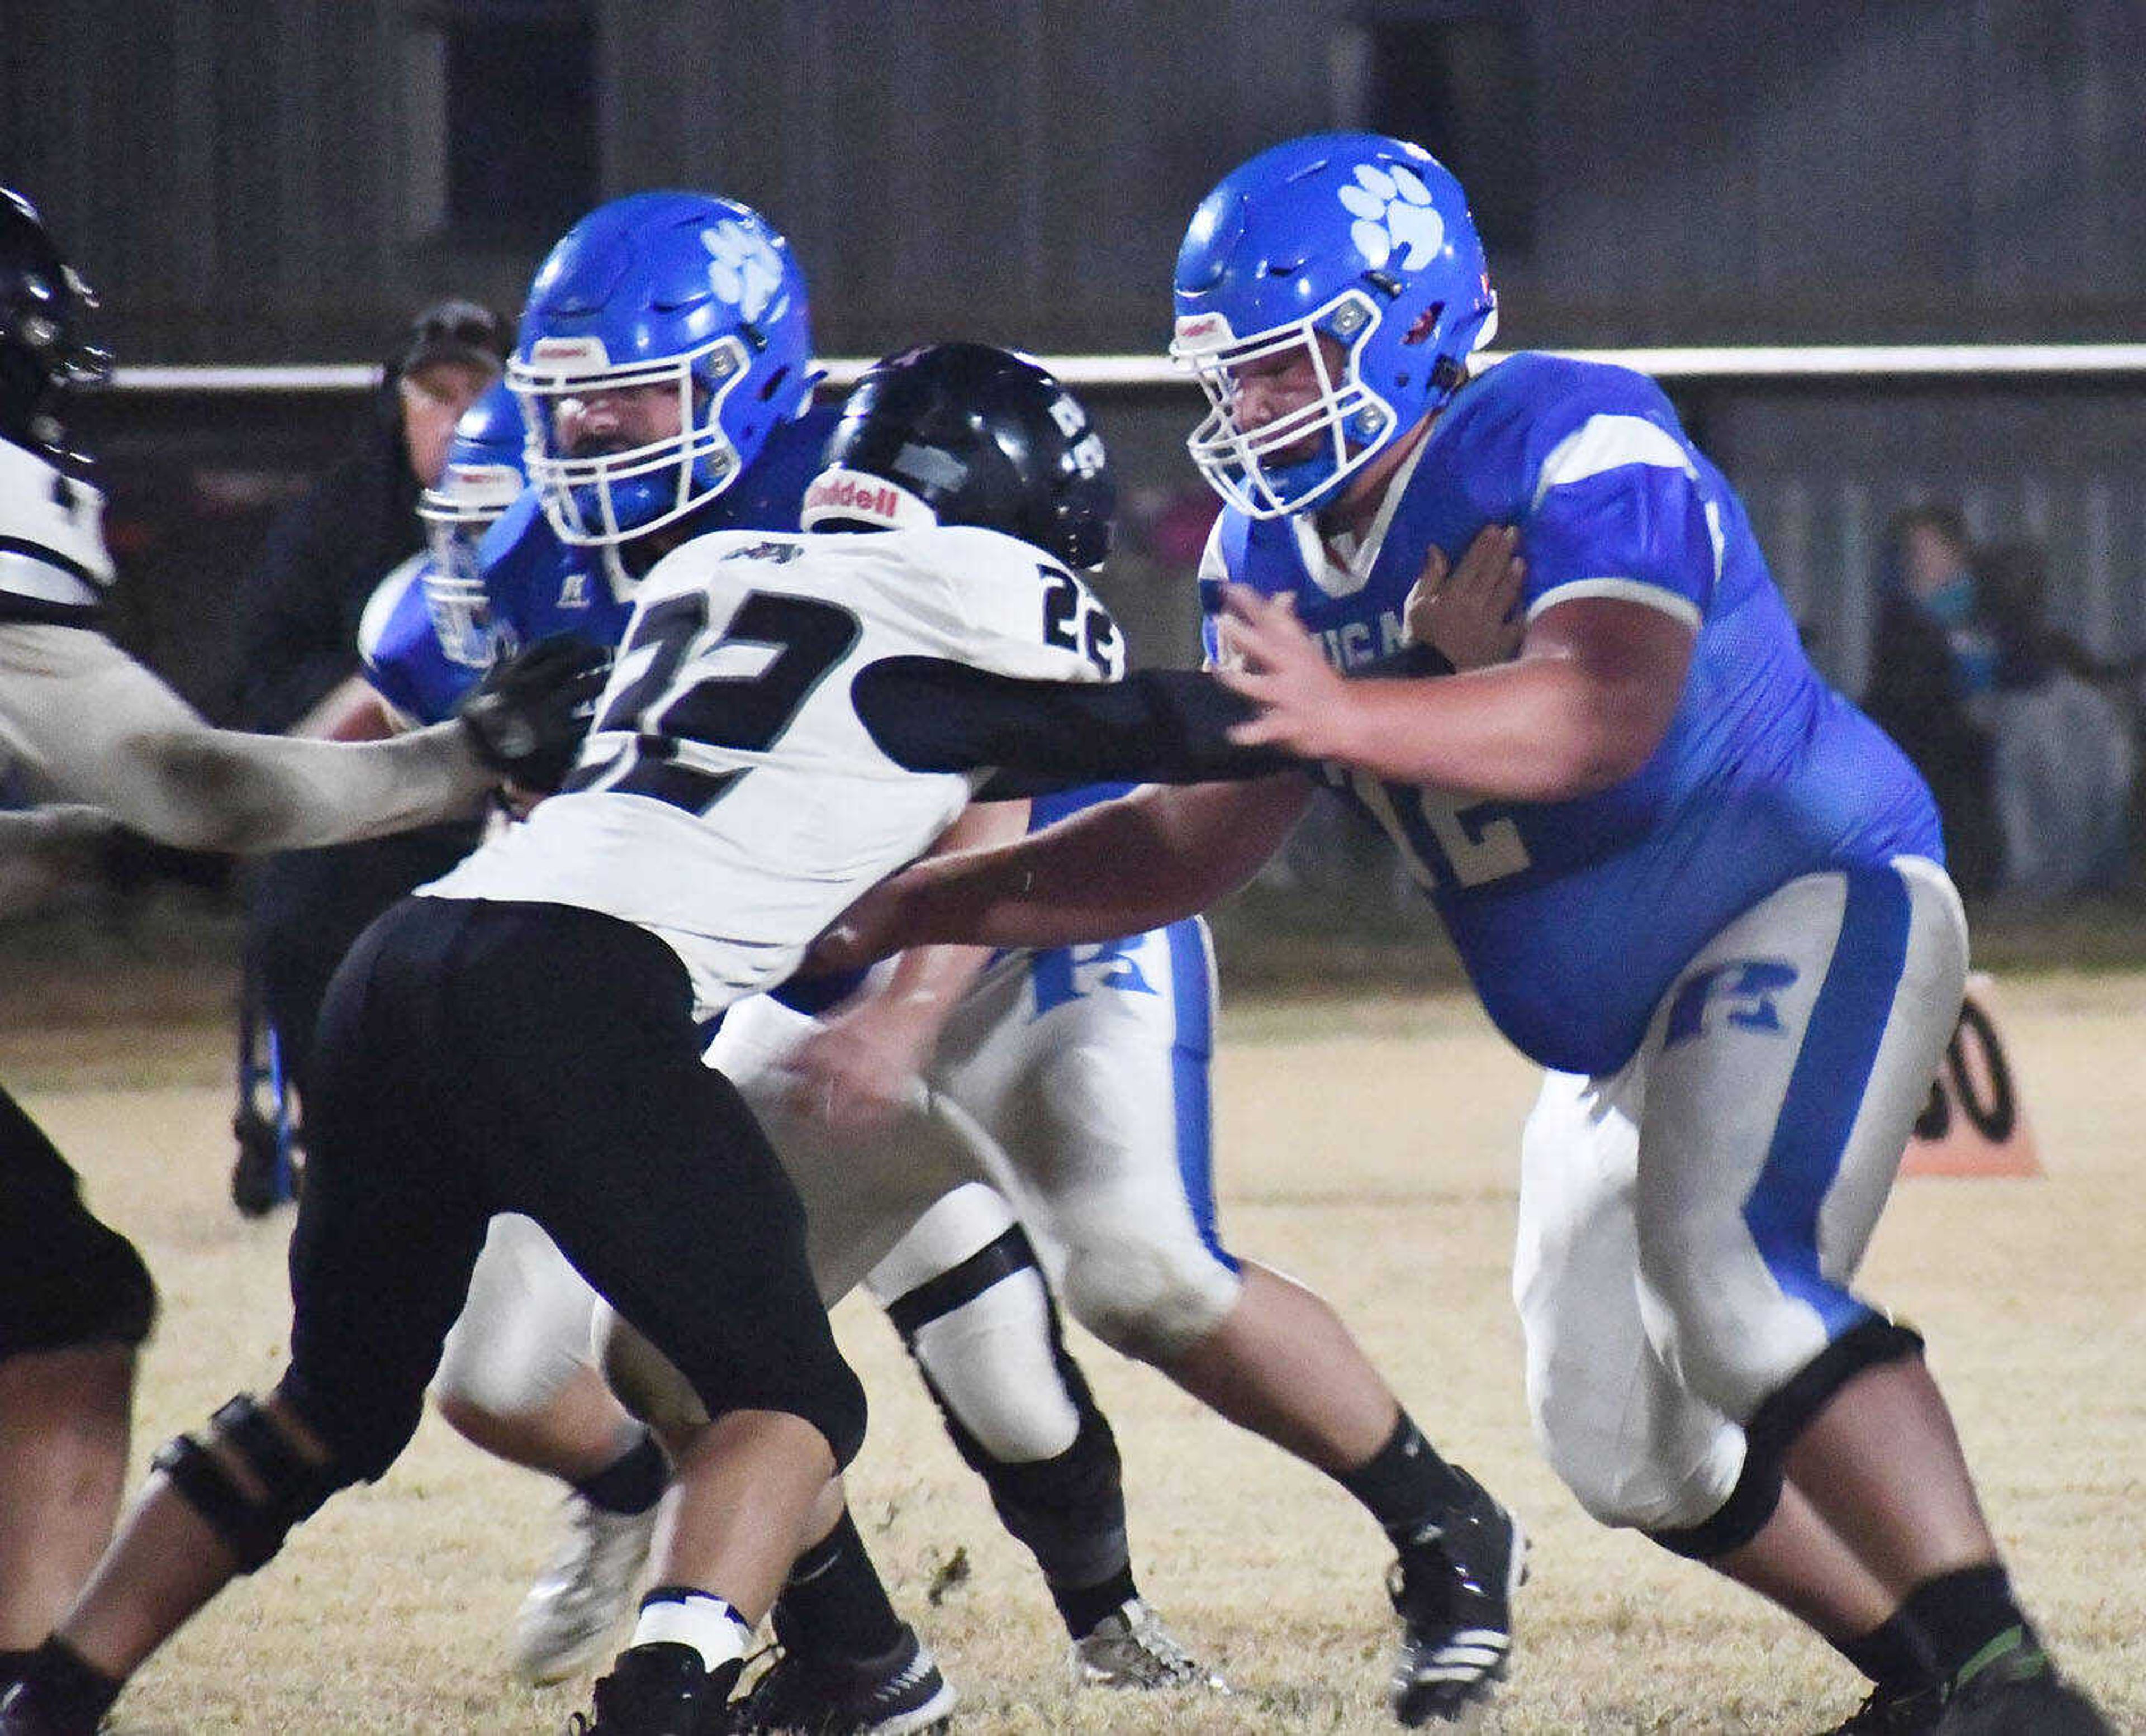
left=1204, top=352, right=1940, bottom=1076
left=364, top=405, right=843, bottom=726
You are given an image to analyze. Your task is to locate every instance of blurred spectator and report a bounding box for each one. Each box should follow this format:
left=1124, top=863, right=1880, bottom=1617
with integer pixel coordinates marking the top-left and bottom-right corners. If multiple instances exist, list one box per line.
left=229, top=299, right=509, bottom=1176
left=1974, top=540, right=2135, bottom=901
left=231, top=299, right=510, bottom=731
left=1862, top=505, right=2002, bottom=896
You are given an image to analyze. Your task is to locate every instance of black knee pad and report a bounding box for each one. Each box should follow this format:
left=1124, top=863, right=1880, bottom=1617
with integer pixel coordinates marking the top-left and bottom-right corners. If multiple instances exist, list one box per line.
left=1745, top=1317, right=1927, bottom=1464
left=1644, top=1316, right=1926, bottom=1563
left=1643, top=1452, right=1786, bottom=1561
left=151, top=1393, right=345, bottom=1573
left=882, top=1224, right=1040, bottom=1342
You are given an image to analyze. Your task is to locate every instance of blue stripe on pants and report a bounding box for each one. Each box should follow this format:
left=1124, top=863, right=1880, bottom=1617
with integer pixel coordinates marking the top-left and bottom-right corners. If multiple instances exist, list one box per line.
left=1165, top=920, right=1236, bottom=1272
left=1740, top=866, right=1911, bottom=1339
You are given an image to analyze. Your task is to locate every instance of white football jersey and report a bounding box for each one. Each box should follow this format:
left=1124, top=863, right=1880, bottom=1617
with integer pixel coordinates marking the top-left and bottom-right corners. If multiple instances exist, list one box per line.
left=0, top=437, right=113, bottom=617
left=423, top=525, right=1120, bottom=1015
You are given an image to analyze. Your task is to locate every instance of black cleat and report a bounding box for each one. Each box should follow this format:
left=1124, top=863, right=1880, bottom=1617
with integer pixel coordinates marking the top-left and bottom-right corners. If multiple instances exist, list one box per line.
left=1929, top=1630, right=2111, bottom=1735
left=725, top=1623, right=955, bottom=1734
left=1813, top=1680, right=1947, bottom=1734
left=568, top=1642, right=740, bottom=1736
left=1386, top=1468, right=1528, bottom=1726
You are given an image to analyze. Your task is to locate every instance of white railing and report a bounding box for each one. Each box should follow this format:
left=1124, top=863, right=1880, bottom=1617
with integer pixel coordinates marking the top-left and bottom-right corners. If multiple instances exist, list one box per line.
left=107, top=343, right=2146, bottom=394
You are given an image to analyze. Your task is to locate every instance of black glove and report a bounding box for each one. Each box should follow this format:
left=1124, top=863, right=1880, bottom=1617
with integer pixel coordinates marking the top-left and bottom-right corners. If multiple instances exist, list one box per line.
left=455, top=634, right=612, bottom=792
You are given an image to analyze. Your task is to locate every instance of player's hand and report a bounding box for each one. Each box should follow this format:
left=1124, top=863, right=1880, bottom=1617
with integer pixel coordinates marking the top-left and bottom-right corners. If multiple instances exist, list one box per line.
left=781, top=993, right=941, bottom=1135
left=1212, top=585, right=1360, bottom=760
left=1407, top=524, right=1525, bottom=672
left=455, top=635, right=611, bottom=793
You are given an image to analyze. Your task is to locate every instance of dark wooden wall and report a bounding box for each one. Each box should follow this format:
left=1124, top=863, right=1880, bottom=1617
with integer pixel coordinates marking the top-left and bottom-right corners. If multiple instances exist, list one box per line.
left=8, top=2, right=2143, bottom=360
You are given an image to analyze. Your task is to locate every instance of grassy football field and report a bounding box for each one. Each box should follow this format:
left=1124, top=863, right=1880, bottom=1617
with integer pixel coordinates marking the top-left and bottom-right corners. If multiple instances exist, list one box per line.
left=8, top=964, right=2141, bottom=1734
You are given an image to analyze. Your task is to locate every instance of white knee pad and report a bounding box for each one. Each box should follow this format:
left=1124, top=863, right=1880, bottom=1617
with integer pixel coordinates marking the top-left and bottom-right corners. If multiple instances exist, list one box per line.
left=1055, top=1231, right=1240, bottom=1364
left=909, top=1266, right=1080, bottom=1463
left=430, top=1215, right=599, bottom=1419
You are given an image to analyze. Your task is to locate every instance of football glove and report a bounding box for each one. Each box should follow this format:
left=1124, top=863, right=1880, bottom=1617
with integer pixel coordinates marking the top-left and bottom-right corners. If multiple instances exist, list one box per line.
left=455, top=634, right=611, bottom=792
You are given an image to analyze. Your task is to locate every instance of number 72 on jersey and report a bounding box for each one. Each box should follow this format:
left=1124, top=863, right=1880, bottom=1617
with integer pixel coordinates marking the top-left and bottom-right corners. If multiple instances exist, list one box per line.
left=1345, top=769, right=1532, bottom=891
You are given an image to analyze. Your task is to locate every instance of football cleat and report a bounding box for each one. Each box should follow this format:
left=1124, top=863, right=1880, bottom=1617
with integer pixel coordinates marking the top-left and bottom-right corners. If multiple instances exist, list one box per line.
left=1929, top=1630, right=2111, bottom=1735
left=511, top=1492, right=662, bottom=1685
left=1069, top=1597, right=1228, bottom=1692
left=1386, top=1468, right=1528, bottom=1727
left=567, top=1642, right=739, bottom=1736
left=724, top=1623, right=955, bottom=1734
left=1812, top=1680, right=1946, bottom=1734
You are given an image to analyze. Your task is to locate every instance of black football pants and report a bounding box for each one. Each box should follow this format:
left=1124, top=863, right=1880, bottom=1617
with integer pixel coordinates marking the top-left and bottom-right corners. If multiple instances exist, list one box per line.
left=0, top=1085, right=155, bottom=1357
left=280, top=895, right=866, bottom=1483
left=242, top=822, right=482, bottom=1101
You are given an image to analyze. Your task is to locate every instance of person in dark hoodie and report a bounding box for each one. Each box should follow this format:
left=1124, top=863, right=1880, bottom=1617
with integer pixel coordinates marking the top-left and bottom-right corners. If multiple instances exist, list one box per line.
left=1862, top=505, right=2002, bottom=897
left=227, top=299, right=509, bottom=1200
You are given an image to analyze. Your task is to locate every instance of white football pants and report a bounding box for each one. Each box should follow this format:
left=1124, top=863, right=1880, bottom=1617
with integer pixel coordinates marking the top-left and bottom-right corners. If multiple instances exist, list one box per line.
left=1514, top=857, right=1968, bottom=1532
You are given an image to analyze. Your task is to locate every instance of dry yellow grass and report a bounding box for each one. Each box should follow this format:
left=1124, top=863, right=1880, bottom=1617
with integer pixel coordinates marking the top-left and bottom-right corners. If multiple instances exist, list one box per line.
left=13, top=973, right=2143, bottom=1733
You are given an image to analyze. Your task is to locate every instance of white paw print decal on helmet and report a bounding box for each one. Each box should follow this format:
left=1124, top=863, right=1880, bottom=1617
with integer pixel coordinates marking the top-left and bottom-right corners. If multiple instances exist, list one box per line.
left=701, top=219, right=786, bottom=323
left=1337, top=163, right=1445, bottom=272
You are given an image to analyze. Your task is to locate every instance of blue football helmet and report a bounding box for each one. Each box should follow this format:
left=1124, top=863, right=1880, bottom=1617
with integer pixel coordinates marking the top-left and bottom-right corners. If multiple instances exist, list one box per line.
left=1170, top=133, right=1497, bottom=519
left=416, top=379, right=525, bottom=668
left=507, top=189, right=814, bottom=548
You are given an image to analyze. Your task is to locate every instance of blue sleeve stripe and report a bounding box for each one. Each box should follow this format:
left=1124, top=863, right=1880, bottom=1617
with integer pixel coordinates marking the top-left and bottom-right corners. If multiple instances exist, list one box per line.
left=1740, top=865, right=1912, bottom=1338
left=1527, top=576, right=1703, bottom=628
left=1166, top=917, right=1236, bottom=1272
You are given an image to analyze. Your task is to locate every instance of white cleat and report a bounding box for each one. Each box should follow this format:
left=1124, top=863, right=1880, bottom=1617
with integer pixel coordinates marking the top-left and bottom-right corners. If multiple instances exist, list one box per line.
left=1070, top=1597, right=1229, bottom=1693
left=507, top=1493, right=661, bottom=1686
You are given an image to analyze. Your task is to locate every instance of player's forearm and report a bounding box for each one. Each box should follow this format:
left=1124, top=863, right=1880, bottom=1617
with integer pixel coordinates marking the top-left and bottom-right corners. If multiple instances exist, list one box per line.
left=1319, top=660, right=1637, bottom=801
left=896, top=777, right=1307, bottom=952
left=873, top=801, right=1033, bottom=1028
left=112, top=723, right=490, bottom=852
left=855, top=662, right=1295, bottom=793
left=0, top=626, right=489, bottom=851
left=0, top=805, right=110, bottom=854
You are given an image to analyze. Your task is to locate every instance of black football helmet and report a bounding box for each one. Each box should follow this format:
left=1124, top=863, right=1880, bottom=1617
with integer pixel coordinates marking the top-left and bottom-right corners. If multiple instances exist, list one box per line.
left=804, top=342, right=1114, bottom=569
left=0, top=188, right=111, bottom=464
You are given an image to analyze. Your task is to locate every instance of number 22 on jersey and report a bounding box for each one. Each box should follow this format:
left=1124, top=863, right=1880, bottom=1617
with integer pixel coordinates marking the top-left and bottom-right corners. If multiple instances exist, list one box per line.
left=566, top=587, right=861, bottom=815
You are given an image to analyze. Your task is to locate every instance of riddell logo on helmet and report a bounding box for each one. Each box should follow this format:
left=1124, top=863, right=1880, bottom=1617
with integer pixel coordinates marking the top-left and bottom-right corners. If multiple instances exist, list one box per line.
left=524, top=336, right=611, bottom=375
left=804, top=473, right=905, bottom=524
left=1173, top=313, right=1235, bottom=351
